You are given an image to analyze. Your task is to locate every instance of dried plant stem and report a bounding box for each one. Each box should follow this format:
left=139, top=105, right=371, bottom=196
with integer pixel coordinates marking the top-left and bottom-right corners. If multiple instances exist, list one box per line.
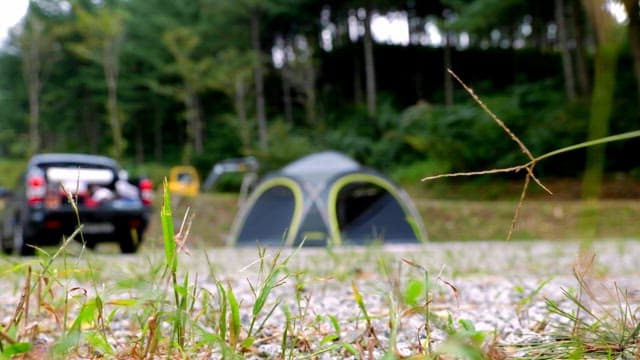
left=0, top=328, right=16, bottom=344
left=447, top=69, right=535, bottom=161
left=423, top=70, right=640, bottom=240
left=446, top=69, right=549, bottom=193
left=11, top=266, right=32, bottom=329
left=508, top=173, right=531, bottom=242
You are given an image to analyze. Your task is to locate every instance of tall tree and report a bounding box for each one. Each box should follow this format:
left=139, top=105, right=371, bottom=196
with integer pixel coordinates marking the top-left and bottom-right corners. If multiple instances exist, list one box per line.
left=250, top=8, right=269, bottom=151
left=209, top=49, right=255, bottom=153
left=121, top=0, right=199, bottom=162
left=623, top=0, right=640, bottom=104
left=68, top=4, right=127, bottom=159
left=362, top=0, right=377, bottom=119
left=155, top=27, right=216, bottom=162
left=19, top=10, right=59, bottom=155
left=280, top=36, right=318, bottom=125
left=569, top=0, right=591, bottom=97
left=581, top=0, right=626, bottom=199
left=556, top=0, right=578, bottom=101
left=206, top=0, right=305, bottom=151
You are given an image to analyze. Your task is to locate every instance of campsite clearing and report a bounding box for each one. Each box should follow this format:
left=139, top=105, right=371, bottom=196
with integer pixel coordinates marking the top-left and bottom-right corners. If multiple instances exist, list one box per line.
left=142, top=194, right=640, bottom=247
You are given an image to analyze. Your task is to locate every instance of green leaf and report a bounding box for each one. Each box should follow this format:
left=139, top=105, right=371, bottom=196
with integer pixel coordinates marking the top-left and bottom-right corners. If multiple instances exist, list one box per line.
left=216, top=282, right=227, bottom=341
left=459, top=319, right=476, bottom=332
left=404, top=279, right=425, bottom=306
left=84, top=331, right=114, bottom=355
left=327, top=314, right=340, bottom=335
left=161, top=178, right=177, bottom=273
left=1, top=342, right=32, bottom=357
left=319, top=334, right=339, bottom=347
left=351, top=281, right=370, bottom=322
left=341, top=342, right=360, bottom=359
left=253, top=268, right=278, bottom=317
left=241, top=337, right=255, bottom=349
left=70, top=299, right=98, bottom=332
left=227, top=283, right=241, bottom=347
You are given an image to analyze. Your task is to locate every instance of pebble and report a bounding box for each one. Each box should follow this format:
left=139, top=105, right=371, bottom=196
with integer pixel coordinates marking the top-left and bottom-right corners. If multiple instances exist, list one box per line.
left=1, top=239, right=638, bottom=358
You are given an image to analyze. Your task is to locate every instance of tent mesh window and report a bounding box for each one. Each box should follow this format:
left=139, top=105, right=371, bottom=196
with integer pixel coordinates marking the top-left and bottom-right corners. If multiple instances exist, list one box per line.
left=336, top=182, right=416, bottom=244
left=237, top=185, right=296, bottom=245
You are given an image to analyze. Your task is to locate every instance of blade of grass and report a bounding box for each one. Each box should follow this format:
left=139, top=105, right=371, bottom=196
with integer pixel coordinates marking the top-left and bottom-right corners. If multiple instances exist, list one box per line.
left=161, top=178, right=177, bottom=274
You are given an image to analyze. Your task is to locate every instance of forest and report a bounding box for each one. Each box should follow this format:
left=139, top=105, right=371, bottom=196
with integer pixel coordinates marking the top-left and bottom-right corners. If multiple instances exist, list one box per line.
left=0, top=0, right=638, bottom=197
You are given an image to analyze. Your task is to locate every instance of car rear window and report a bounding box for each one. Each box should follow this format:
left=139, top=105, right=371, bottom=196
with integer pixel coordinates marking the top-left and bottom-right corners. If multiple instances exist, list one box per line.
left=46, top=167, right=115, bottom=185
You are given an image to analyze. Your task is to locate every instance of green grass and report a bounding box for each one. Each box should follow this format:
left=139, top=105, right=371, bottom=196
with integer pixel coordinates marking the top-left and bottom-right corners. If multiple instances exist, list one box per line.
left=0, top=212, right=638, bottom=358
left=140, top=191, right=640, bottom=249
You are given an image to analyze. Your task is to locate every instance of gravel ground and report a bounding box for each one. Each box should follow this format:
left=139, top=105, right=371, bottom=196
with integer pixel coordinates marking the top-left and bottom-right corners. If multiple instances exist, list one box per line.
left=1, top=239, right=639, bottom=359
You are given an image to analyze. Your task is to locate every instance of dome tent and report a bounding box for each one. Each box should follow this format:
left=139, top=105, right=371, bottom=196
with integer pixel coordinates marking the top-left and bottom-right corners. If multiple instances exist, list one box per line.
left=227, top=151, right=427, bottom=246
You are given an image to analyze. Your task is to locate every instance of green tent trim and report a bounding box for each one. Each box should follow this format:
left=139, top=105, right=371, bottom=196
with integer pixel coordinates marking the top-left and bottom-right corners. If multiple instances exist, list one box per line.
left=327, top=173, right=424, bottom=245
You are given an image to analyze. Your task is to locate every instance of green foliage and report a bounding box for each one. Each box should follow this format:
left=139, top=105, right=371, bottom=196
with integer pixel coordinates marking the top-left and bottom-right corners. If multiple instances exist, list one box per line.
left=393, top=80, right=589, bottom=175
left=392, top=160, right=451, bottom=184
left=0, top=0, right=638, bottom=180
left=257, top=120, right=316, bottom=172
left=0, top=342, right=32, bottom=359
left=0, top=160, right=27, bottom=188
left=400, top=96, right=521, bottom=171
left=191, top=116, right=243, bottom=175
left=436, top=316, right=487, bottom=360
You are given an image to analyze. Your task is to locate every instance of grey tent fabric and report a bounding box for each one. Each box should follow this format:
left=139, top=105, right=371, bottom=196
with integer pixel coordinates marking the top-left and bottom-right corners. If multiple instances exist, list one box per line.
left=227, top=151, right=427, bottom=246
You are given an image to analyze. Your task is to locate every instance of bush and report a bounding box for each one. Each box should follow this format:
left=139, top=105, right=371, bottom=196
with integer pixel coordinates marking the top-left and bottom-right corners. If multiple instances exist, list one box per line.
left=397, top=80, right=588, bottom=175
left=256, top=120, right=317, bottom=172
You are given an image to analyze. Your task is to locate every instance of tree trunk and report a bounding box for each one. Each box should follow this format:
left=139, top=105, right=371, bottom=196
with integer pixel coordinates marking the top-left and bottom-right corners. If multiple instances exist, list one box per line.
left=105, top=68, right=123, bottom=160
left=443, top=31, right=454, bottom=107
left=570, top=0, right=591, bottom=97
left=26, top=54, right=41, bottom=155
left=193, top=95, right=203, bottom=155
left=82, top=88, right=99, bottom=154
left=251, top=10, right=268, bottom=151
left=104, top=41, right=124, bottom=160
left=154, top=107, right=163, bottom=162
left=21, top=17, right=44, bottom=156
left=353, top=56, right=363, bottom=104
left=135, top=120, right=144, bottom=164
left=183, top=85, right=203, bottom=162
left=363, top=4, right=377, bottom=119
left=303, top=59, right=316, bottom=125
left=556, top=0, right=577, bottom=101
left=235, top=78, right=250, bottom=153
left=581, top=0, right=624, bottom=199
left=623, top=0, right=640, bottom=104
left=582, top=45, right=619, bottom=198
left=281, top=66, right=293, bottom=123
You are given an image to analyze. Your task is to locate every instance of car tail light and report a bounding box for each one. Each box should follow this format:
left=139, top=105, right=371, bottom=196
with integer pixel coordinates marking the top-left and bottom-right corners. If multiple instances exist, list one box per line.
left=44, top=219, right=62, bottom=229
left=139, top=178, right=153, bottom=206
left=26, top=174, right=46, bottom=205
left=128, top=218, right=141, bottom=229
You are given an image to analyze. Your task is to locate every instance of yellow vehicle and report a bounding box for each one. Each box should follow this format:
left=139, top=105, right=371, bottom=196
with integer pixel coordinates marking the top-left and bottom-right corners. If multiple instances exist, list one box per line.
left=168, top=166, right=200, bottom=197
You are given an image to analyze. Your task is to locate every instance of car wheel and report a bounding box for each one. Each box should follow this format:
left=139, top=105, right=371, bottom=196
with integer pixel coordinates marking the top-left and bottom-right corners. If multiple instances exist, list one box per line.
left=13, top=222, right=35, bottom=256
left=1, top=231, right=12, bottom=255
left=119, top=229, right=141, bottom=254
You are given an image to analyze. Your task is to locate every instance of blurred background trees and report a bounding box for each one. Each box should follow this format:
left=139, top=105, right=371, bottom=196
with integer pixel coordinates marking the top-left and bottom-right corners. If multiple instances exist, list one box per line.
left=0, top=0, right=638, bottom=196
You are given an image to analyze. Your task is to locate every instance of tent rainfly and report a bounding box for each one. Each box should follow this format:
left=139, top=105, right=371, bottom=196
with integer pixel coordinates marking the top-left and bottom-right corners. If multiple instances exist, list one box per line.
left=227, top=151, right=427, bottom=246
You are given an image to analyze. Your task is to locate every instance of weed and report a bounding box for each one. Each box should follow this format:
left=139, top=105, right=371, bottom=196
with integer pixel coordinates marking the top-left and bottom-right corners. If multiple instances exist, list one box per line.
left=423, top=70, right=640, bottom=240
left=509, top=260, right=640, bottom=359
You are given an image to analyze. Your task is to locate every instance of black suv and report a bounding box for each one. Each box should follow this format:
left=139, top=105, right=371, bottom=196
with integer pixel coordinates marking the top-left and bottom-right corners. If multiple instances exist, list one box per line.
left=0, top=154, right=154, bottom=255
